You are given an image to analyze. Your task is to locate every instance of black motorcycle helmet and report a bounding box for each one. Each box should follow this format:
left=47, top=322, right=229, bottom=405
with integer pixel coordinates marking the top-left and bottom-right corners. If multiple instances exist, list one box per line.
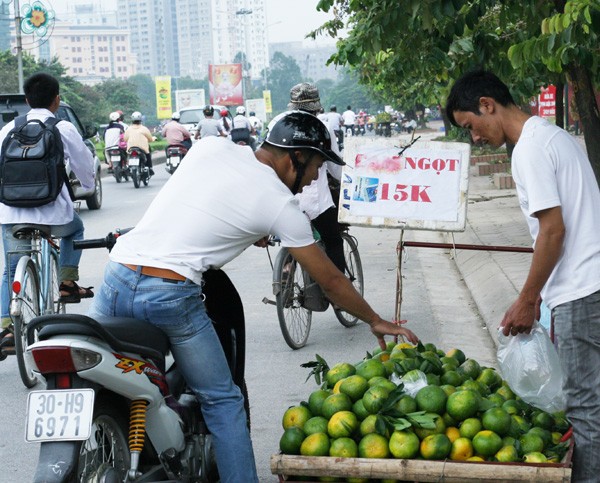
left=203, top=105, right=214, bottom=117
left=330, top=105, right=337, bottom=112
left=263, top=111, right=344, bottom=194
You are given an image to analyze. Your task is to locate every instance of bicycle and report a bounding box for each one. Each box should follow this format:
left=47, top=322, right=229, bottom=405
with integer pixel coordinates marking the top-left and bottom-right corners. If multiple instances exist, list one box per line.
left=1, top=224, right=63, bottom=387
left=263, top=226, right=364, bottom=350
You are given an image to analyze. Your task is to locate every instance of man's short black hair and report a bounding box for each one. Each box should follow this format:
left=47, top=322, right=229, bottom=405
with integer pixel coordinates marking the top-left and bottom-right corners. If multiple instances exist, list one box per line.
left=445, top=70, right=516, bottom=127
left=23, top=73, right=60, bottom=109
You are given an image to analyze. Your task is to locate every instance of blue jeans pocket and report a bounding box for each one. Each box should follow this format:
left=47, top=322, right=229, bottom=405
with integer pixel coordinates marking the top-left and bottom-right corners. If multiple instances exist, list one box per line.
left=142, top=291, right=207, bottom=342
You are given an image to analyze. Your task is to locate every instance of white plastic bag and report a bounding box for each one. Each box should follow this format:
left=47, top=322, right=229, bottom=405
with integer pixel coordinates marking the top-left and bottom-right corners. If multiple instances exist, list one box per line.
left=497, top=321, right=566, bottom=413
left=392, top=369, right=428, bottom=397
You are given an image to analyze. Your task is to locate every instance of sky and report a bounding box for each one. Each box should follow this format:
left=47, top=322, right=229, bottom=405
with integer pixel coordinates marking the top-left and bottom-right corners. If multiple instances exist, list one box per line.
left=46, top=0, right=337, bottom=44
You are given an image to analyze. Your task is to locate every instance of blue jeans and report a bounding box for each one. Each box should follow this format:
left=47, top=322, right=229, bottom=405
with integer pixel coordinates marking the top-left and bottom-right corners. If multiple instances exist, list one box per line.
left=1, top=214, right=84, bottom=324
left=553, top=289, right=600, bottom=483
left=88, top=261, right=258, bottom=482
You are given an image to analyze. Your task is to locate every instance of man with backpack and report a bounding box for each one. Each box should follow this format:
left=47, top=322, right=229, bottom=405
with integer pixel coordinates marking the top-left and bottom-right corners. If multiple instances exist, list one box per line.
left=0, top=73, right=95, bottom=348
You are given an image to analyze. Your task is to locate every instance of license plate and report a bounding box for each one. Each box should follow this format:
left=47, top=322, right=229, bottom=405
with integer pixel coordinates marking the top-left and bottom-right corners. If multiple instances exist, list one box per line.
left=129, top=157, right=140, bottom=167
left=110, top=155, right=121, bottom=162
left=171, top=156, right=180, bottom=166
left=26, top=389, right=95, bottom=442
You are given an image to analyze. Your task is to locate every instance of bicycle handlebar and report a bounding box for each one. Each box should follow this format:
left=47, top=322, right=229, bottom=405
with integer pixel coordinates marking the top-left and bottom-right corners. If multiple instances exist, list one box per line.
left=73, top=228, right=132, bottom=252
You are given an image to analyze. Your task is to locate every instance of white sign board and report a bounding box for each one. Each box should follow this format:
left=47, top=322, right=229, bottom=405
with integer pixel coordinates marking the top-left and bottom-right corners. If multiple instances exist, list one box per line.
left=338, top=137, right=471, bottom=231
left=175, top=89, right=206, bottom=111
left=245, top=98, right=267, bottom=123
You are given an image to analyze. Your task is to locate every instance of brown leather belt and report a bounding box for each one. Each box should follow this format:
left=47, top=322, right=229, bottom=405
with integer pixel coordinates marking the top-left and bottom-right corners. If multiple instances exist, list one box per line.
left=123, top=264, right=187, bottom=282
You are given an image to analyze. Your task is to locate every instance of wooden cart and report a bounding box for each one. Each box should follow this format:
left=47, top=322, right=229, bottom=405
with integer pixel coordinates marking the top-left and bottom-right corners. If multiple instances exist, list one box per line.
left=271, top=451, right=572, bottom=482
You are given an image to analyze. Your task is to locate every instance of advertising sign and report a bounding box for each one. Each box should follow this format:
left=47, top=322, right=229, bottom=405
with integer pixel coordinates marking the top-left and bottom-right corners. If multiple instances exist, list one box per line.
left=245, top=98, right=267, bottom=123
left=155, top=76, right=172, bottom=119
left=209, top=63, right=243, bottom=106
left=338, top=138, right=471, bottom=231
left=263, top=90, right=273, bottom=113
left=175, top=89, right=205, bottom=111
left=539, top=85, right=556, bottom=120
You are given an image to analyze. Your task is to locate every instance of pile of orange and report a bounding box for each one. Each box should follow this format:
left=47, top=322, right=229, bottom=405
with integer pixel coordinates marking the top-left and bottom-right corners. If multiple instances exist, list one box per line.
left=279, top=340, right=570, bottom=469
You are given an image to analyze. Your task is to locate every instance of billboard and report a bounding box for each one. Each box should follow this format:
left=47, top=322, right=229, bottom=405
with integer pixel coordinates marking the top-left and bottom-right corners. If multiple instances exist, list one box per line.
left=209, top=63, right=243, bottom=106
left=175, top=89, right=206, bottom=111
left=155, top=76, right=172, bottom=119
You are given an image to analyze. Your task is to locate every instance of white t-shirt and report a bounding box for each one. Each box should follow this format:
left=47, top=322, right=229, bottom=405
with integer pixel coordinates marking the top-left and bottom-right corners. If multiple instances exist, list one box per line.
left=342, top=109, right=356, bottom=126
left=512, top=116, right=600, bottom=309
left=232, top=115, right=252, bottom=131
left=110, top=137, right=315, bottom=285
left=328, top=112, right=343, bottom=132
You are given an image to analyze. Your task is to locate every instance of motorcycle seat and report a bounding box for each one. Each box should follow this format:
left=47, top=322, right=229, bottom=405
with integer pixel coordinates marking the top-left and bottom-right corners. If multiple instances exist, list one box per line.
left=33, top=313, right=170, bottom=368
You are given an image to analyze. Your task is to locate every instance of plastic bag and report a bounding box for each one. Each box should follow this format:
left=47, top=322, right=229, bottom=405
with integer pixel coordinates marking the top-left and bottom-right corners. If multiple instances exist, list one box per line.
left=392, top=369, right=428, bottom=397
left=497, top=321, right=566, bottom=413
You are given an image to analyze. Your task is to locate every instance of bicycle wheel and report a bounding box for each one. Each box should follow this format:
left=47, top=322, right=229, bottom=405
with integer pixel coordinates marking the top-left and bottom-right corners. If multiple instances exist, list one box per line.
left=13, top=258, right=41, bottom=388
left=49, top=250, right=64, bottom=314
left=275, top=249, right=312, bottom=349
left=334, top=232, right=364, bottom=328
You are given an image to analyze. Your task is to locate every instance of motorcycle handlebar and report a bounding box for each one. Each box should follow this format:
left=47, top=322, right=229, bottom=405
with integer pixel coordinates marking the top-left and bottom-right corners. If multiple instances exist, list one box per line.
left=73, top=228, right=132, bottom=252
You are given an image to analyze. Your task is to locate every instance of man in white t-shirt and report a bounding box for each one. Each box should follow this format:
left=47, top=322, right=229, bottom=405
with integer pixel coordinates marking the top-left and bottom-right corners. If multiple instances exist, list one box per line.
left=447, top=70, right=600, bottom=483
left=342, top=105, right=356, bottom=136
left=328, top=105, right=343, bottom=149
left=89, top=111, right=419, bottom=482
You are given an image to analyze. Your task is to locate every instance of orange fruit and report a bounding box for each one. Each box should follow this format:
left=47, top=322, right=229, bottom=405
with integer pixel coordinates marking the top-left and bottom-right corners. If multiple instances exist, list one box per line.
left=523, top=452, right=548, bottom=463
left=449, top=437, right=474, bottom=461
left=359, top=414, right=380, bottom=437
left=445, top=426, right=461, bottom=443
left=446, top=348, right=466, bottom=365
left=282, top=405, right=312, bottom=430
left=519, top=433, right=545, bottom=454
left=457, top=359, right=481, bottom=380
left=321, top=393, right=353, bottom=420
left=472, top=430, right=503, bottom=457
left=358, top=433, right=390, bottom=459
left=481, top=407, right=512, bottom=436
left=477, top=368, right=502, bottom=390
left=329, top=437, right=358, bottom=458
left=327, top=411, right=359, bottom=439
left=389, top=430, right=420, bottom=459
left=279, top=427, right=305, bottom=455
left=495, top=444, right=519, bottom=462
left=446, top=390, right=480, bottom=422
left=339, top=374, right=369, bottom=402
left=420, top=433, right=452, bottom=460
left=303, top=416, right=329, bottom=436
left=362, top=385, right=391, bottom=414
left=414, top=413, right=446, bottom=440
left=325, top=362, right=356, bottom=388
left=308, top=389, right=332, bottom=417
left=459, top=417, right=482, bottom=439
left=352, top=398, right=370, bottom=421
left=355, top=358, right=387, bottom=381
left=300, top=432, right=330, bottom=456
left=415, top=385, right=447, bottom=414
left=393, top=395, right=417, bottom=415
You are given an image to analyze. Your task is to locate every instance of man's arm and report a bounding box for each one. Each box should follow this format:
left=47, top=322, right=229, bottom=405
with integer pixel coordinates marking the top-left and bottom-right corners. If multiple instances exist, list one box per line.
left=289, top=243, right=419, bottom=348
left=500, top=206, right=565, bottom=336
left=60, top=121, right=95, bottom=190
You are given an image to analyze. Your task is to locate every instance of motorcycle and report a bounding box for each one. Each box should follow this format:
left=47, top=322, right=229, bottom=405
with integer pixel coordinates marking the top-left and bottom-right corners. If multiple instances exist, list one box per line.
left=127, top=147, right=151, bottom=189
left=106, top=146, right=129, bottom=183
left=24, top=230, right=249, bottom=482
left=165, top=144, right=188, bottom=175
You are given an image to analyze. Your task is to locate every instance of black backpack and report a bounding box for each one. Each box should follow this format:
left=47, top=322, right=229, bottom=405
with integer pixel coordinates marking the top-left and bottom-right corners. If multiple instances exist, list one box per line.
left=0, top=115, right=73, bottom=208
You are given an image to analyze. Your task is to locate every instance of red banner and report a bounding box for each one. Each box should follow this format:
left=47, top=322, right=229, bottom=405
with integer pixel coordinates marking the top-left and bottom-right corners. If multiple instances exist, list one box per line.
left=538, top=85, right=556, bottom=119
left=209, top=63, right=243, bottom=106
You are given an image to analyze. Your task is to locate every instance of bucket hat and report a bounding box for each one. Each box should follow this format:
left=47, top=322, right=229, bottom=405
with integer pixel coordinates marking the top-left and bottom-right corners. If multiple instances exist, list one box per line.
left=288, top=83, right=323, bottom=113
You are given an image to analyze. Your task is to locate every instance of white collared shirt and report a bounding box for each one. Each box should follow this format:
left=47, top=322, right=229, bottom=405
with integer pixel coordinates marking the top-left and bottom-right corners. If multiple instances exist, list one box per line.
left=0, top=108, right=95, bottom=225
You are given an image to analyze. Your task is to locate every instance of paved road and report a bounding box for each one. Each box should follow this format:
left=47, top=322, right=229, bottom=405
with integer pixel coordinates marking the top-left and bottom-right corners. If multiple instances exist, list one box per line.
left=0, top=135, right=503, bottom=481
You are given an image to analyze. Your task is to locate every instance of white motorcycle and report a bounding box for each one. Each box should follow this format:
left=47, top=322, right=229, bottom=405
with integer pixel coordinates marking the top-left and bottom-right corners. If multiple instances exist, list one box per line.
left=24, top=231, right=249, bottom=482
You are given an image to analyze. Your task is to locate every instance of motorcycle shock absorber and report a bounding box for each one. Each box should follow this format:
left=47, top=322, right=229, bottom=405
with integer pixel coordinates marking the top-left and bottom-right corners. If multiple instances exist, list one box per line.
left=128, top=399, right=148, bottom=480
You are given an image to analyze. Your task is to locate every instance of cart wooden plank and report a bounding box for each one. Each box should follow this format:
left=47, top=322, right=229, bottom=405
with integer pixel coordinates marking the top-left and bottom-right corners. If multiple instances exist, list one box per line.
left=271, top=454, right=572, bottom=482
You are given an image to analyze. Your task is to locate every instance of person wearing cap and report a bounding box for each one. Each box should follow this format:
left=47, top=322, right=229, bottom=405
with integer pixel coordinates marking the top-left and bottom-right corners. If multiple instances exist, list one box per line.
left=288, top=82, right=346, bottom=273
left=195, top=105, right=226, bottom=140
left=89, top=111, right=419, bottom=482
left=161, top=111, right=192, bottom=150
left=104, top=111, right=126, bottom=173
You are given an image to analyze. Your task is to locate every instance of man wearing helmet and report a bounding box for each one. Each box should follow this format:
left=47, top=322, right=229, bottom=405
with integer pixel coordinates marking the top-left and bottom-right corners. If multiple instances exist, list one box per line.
left=124, top=111, right=155, bottom=175
left=161, top=111, right=192, bottom=150
left=104, top=111, right=126, bottom=173
left=195, top=105, right=226, bottom=140
left=230, top=105, right=256, bottom=149
left=89, top=111, right=419, bottom=482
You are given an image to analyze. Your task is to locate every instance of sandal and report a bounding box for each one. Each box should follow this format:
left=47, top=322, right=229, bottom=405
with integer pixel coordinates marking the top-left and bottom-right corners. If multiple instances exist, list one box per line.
left=0, top=331, right=15, bottom=357
left=59, top=282, right=94, bottom=303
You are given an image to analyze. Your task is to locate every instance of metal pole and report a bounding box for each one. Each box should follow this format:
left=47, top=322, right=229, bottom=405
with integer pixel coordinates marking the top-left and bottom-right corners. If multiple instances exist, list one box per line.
left=14, top=0, right=24, bottom=93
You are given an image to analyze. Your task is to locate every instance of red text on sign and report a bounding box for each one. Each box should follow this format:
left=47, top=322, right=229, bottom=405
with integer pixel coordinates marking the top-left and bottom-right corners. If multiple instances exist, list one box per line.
left=380, top=184, right=432, bottom=202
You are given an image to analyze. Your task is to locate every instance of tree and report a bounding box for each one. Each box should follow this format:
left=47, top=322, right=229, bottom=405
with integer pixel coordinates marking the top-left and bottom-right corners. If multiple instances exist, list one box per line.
left=129, top=74, right=160, bottom=127
left=318, top=70, right=384, bottom=114
left=265, top=52, right=303, bottom=113
left=311, top=0, right=600, bottom=181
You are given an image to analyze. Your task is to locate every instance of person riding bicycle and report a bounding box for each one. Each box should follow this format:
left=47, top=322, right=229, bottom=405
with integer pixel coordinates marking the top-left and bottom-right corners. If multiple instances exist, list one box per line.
left=161, top=111, right=192, bottom=150
left=124, top=111, right=155, bottom=175
left=195, top=105, right=226, bottom=140
left=88, top=111, right=419, bottom=482
left=104, top=111, right=126, bottom=173
left=0, top=73, right=95, bottom=349
left=288, top=82, right=346, bottom=273
left=230, top=106, right=256, bottom=149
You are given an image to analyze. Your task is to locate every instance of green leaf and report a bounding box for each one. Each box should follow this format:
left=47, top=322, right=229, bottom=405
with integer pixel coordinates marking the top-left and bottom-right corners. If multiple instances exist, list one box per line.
left=406, top=411, right=438, bottom=429
left=300, top=354, right=330, bottom=385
